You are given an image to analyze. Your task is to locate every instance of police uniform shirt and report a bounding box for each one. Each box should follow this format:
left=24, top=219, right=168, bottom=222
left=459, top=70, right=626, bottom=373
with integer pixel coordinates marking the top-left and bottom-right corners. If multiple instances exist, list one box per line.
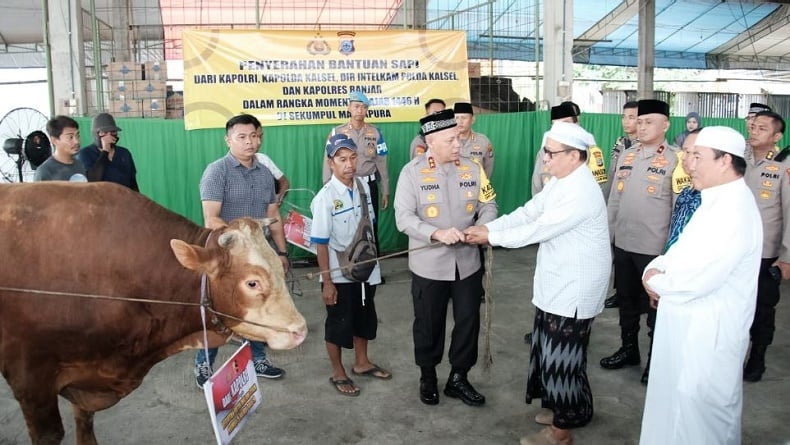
left=531, top=144, right=608, bottom=196
left=310, top=175, right=382, bottom=284
left=410, top=133, right=427, bottom=159
left=322, top=123, right=390, bottom=195
left=607, top=140, right=680, bottom=256
left=604, top=135, right=637, bottom=201
left=394, top=152, right=497, bottom=281
left=459, top=132, right=494, bottom=178
left=743, top=145, right=790, bottom=261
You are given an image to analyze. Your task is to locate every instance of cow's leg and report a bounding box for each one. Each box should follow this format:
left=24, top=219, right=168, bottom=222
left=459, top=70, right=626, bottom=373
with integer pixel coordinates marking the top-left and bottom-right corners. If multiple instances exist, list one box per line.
left=16, top=394, right=65, bottom=445
left=72, top=404, right=98, bottom=445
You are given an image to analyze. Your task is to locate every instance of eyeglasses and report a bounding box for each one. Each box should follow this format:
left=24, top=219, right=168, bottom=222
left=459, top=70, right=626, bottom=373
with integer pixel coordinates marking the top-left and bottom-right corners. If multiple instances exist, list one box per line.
left=542, top=147, right=571, bottom=159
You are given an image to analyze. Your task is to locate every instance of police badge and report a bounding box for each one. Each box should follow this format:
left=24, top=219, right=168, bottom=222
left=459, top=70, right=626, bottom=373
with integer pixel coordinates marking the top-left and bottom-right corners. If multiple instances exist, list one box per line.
left=337, top=31, right=356, bottom=56
left=307, top=34, right=331, bottom=55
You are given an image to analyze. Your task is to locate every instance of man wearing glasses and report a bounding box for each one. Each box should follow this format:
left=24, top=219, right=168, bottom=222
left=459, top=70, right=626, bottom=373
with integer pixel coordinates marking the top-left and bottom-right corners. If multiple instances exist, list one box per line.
left=601, top=99, right=680, bottom=385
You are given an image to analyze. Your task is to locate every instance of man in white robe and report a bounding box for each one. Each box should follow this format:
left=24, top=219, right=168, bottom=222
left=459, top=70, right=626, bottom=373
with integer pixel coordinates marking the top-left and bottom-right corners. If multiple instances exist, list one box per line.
left=640, top=126, right=762, bottom=445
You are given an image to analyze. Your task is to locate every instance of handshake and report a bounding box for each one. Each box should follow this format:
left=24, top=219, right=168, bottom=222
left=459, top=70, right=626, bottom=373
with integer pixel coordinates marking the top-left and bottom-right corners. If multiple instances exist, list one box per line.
left=432, top=226, right=490, bottom=246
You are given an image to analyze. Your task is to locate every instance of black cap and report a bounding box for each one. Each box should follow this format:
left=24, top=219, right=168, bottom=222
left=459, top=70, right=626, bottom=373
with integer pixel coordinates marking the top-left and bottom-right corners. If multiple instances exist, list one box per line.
left=550, top=101, right=581, bottom=120
left=749, top=103, right=771, bottom=114
left=453, top=102, right=474, bottom=115
left=420, top=109, right=457, bottom=136
left=637, top=99, right=669, bottom=117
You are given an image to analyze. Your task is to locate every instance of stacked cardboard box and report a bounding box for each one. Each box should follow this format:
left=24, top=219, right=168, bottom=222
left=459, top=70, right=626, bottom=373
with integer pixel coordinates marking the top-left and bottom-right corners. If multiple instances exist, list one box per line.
left=166, top=86, right=184, bottom=119
left=106, top=61, right=168, bottom=118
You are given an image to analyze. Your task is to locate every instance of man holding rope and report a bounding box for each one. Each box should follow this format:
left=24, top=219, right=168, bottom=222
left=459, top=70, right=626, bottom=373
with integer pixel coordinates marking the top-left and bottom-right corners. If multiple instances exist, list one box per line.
left=394, top=108, right=497, bottom=407
left=465, top=121, right=610, bottom=445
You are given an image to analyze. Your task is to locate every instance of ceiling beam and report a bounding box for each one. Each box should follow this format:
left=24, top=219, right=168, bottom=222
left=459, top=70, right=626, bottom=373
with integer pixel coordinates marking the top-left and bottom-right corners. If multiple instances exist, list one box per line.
left=708, top=4, right=790, bottom=56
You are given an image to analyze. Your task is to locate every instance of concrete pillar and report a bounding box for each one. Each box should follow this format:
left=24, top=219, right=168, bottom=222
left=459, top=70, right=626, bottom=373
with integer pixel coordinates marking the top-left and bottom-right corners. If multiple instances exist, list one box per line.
left=412, top=0, right=427, bottom=29
left=112, top=0, right=132, bottom=62
left=48, top=0, right=86, bottom=115
left=637, top=0, right=655, bottom=99
left=543, top=0, right=574, bottom=107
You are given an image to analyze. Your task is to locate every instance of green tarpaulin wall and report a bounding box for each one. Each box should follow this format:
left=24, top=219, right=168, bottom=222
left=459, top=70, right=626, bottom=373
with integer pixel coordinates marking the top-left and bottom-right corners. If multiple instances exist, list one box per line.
left=73, top=112, right=780, bottom=258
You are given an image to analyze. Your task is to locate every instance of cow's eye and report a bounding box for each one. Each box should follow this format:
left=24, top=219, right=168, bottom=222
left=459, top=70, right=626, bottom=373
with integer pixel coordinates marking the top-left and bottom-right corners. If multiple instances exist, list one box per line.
left=246, top=281, right=259, bottom=289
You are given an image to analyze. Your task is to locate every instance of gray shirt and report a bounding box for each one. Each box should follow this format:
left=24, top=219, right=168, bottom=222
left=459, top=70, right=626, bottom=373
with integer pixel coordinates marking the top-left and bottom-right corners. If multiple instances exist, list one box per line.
left=394, top=151, right=498, bottom=281
left=34, top=156, right=87, bottom=182
left=322, top=122, right=390, bottom=195
left=200, top=152, right=276, bottom=222
left=607, top=140, right=679, bottom=255
left=743, top=146, right=790, bottom=261
left=459, top=131, right=494, bottom=178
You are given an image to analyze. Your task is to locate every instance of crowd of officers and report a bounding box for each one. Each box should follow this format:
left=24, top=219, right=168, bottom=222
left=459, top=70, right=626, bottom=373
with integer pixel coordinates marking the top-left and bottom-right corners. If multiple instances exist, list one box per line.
left=34, top=93, right=785, bottom=408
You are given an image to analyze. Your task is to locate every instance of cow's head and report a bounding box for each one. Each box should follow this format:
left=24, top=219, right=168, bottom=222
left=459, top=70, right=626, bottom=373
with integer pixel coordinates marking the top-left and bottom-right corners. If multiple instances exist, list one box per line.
left=170, top=218, right=307, bottom=349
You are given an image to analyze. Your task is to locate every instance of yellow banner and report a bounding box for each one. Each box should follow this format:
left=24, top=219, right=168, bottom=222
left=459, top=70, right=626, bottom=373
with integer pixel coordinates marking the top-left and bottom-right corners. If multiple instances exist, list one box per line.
left=182, top=30, right=470, bottom=129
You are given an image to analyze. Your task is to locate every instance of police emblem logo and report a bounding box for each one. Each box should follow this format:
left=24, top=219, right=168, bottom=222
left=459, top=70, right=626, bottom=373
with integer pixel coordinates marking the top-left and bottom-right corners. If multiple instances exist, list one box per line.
left=617, top=180, right=625, bottom=192
left=459, top=173, right=472, bottom=180
left=767, top=151, right=775, bottom=160
left=425, top=205, right=439, bottom=218
left=766, top=165, right=779, bottom=172
left=646, top=185, right=657, bottom=195
left=337, top=31, right=356, bottom=55
left=763, top=180, right=774, bottom=188
left=306, top=34, right=331, bottom=55
left=368, top=148, right=375, bottom=156
left=593, top=148, right=604, bottom=167
left=466, top=203, right=474, bottom=213
left=333, top=199, right=343, bottom=210
left=427, top=193, right=436, bottom=202
left=623, top=153, right=636, bottom=166
left=761, top=190, right=771, bottom=199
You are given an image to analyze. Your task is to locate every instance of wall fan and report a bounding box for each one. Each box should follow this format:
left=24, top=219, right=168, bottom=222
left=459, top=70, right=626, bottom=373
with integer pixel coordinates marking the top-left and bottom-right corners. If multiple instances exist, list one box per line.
left=0, top=107, right=51, bottom=182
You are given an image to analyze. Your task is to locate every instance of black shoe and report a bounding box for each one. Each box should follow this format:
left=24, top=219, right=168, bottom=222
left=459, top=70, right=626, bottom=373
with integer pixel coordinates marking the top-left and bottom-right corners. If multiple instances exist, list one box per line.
left=604, top=294, right=619, bottom=308
left=379, top=276, right=386, bottom=285
left=524, top=332, right=532, bottom=344
left=444, top=372, right=485, bottom=407
left=600, top=346, right=641, bottom=369
left=743, top=344, right=767, bottom=382
left=640, top=366, right=649, bottom=385
left=419, top=378, right=439, bottom=405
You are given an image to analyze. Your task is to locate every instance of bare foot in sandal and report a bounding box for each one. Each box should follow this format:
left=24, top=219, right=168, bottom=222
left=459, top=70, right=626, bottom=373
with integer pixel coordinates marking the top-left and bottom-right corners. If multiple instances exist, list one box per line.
left=329, top=377, right=360, bottom=397
left=352, top=363, right=392, bottom=380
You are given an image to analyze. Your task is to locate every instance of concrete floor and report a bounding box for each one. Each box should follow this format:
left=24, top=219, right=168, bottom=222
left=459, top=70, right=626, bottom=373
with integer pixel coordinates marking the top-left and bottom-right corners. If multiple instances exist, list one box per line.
left=1, top=246, right=789, bottom=444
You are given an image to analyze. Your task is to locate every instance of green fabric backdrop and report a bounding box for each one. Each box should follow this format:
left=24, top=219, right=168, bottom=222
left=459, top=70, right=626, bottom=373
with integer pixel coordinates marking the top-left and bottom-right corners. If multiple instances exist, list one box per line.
left=74, top=113, right=785, bottom=257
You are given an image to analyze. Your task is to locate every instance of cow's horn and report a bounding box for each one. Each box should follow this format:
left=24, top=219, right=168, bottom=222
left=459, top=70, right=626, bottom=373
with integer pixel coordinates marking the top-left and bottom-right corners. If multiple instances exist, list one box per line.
left=218, top=232, right=236, bottom=248
left=256, top=217, right=279, bottom=228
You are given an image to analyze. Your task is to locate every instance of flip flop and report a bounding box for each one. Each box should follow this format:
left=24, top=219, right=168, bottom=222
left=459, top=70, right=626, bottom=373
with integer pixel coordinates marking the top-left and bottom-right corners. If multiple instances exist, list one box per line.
left=352, top=364, right=392, bottom=380
left=329, top=377, right=360, bottom=397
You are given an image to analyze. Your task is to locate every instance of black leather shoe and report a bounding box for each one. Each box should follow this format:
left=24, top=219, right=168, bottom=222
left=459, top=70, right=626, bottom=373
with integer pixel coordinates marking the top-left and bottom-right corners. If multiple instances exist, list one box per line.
left=444, top=373, right=485, bottom=406
left=743, top=344, right=767, bottom=382
left=419, top=379, right=439, bottom=405
left=600, top=346, right=641, bottom=369
left=524, top=332, right=532, bottom=344
left=604, top=294, right=619, bottom=308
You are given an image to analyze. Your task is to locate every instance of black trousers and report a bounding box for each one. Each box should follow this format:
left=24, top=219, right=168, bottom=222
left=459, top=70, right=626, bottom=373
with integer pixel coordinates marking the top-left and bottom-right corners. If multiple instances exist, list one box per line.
left=411, top=268, right=484, bottom=371
left=750, top=257, right=781, bottom=345
left=366, top=178, right=382, bottom=254
left=613, top=247, right=657, bottom=340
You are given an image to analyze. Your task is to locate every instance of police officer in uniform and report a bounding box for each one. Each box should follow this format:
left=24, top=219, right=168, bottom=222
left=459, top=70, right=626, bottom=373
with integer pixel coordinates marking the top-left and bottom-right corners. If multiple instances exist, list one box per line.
left=745, top=102, right=772, bottom=139
left=531, top=101, right=606, bottom=195
left=323, top=91, right=389, bottom=267
left=454, top=102, right=495, bottom=178
left=604, top=101, right=640, bottom=309
left=742, top=110, right=790, bottom=382
left=410, top=98, right=446, bottom=159
left=394, top=109, right=497, bottom=407
left=601, top=99, right=679, bottom=384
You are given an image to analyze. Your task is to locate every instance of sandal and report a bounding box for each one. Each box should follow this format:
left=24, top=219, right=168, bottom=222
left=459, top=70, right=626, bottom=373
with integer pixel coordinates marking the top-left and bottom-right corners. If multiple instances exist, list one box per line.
left=351, top=364, right=392, bottom=380
left=329, top=377, right=360, bottom=397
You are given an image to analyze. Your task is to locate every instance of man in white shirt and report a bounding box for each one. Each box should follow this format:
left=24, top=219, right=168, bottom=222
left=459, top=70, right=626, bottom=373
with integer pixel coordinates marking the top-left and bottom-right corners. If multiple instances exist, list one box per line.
left=465, top=121, right=611, bottom=445
left=639, top=126, right=762, bottom=445
left=310, top=134, right=390, bottom=397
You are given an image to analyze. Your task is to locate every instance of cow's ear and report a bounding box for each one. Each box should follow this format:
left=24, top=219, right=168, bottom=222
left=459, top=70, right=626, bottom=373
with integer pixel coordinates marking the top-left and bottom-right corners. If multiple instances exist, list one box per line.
left=170, top=239, right=211, bottom=272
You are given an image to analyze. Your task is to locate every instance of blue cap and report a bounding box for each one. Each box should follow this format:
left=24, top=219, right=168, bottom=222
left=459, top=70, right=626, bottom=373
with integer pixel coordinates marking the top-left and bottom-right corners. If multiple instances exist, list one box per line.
left=349, top=91, right=370, bottom=106
left=326, top=134, right=357, bottom=157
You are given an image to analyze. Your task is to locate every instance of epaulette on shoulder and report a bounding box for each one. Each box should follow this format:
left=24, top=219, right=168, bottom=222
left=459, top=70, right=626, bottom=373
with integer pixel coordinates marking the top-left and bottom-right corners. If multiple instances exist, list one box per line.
left=774, top=147, right=790, bottom=162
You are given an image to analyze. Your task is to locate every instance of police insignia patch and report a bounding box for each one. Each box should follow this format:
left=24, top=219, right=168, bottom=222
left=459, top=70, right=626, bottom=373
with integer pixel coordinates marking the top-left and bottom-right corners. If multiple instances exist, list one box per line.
left=761, top=190, right=771, bottom=199
left=646, top=185, right=657, bottom=195
left=466, top=203, right=474, bottom=213
left=459, top=173, right=472, bottom=180
left=617, top=180, right=625, bottom=192
left=427, top=193, right=436, bottom=202
left=333, top=199, right=343, bottom=210
left=425, top=205, right=439, bottom=218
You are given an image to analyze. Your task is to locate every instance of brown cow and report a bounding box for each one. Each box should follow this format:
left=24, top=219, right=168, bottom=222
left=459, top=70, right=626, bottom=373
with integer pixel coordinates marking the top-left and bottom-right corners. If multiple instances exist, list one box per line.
left=0, top=182, right=308, bottom=444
